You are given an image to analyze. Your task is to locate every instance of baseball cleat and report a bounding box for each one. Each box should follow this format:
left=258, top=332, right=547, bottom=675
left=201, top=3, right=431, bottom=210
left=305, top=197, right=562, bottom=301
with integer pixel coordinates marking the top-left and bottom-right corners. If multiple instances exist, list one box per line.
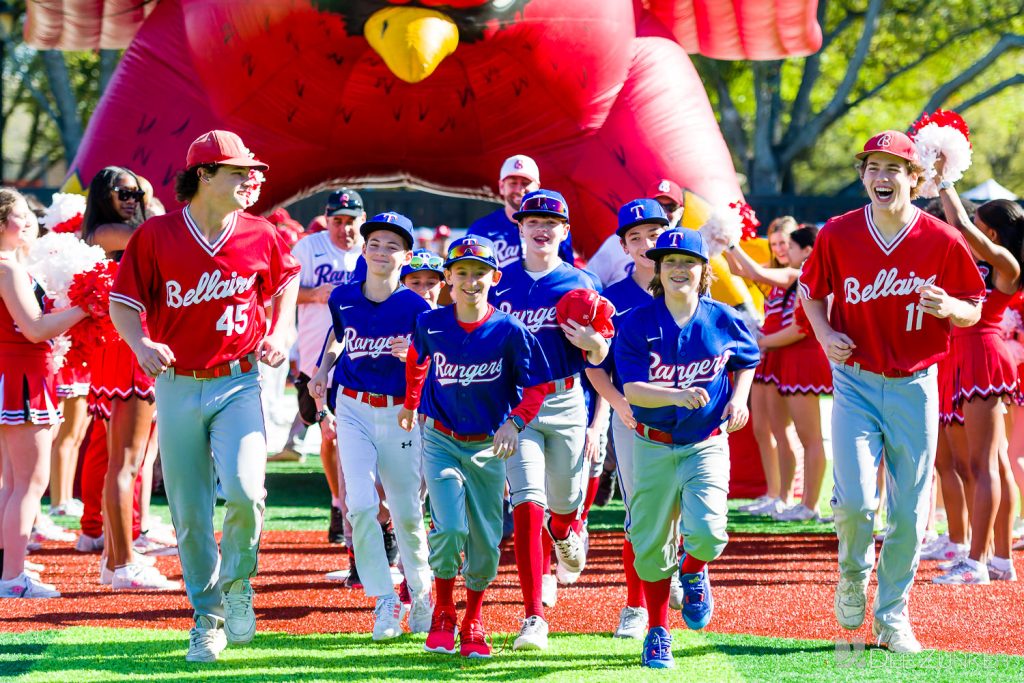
left=424, top=606, right=458, bottom=654
left=641, top=626, right=675, bottom=669
left=680, top=568, right=714, bottom=630
left=372, top=594, right=408, bottom=641
left=872, top=620, right=923, bottom=654
left=223, top=579, right=257, bottom=643
left=834, top=577, right=867, bottom=629
left=933, top=559, right=990, bottom=585
left=459, top=618, right=491, bottom=658
left=548, top=521, right=585, bottom=574
left=513, top=615, right=549, bottom=651
left=112, top=564, right=181, bottom=591
left=614, top=606, right=648, bottom=639
left=541, top=574, right=557, bottom=607
left=186, top=615, right=227, bottom=662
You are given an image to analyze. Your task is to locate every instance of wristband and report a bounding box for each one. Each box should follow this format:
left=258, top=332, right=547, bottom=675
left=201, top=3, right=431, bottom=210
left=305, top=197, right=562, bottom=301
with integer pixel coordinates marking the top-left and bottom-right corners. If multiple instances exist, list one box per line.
left=939, top=180, right=954, bottom=190
left=315, top=408, right=329, bottom=423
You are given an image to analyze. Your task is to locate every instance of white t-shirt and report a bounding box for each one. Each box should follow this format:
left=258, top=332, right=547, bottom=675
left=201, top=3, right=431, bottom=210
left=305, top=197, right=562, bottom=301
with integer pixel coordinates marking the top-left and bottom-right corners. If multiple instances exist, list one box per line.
left=292, top=232, right=363, bottom=376
left=585, top=234, right=632, bottom=288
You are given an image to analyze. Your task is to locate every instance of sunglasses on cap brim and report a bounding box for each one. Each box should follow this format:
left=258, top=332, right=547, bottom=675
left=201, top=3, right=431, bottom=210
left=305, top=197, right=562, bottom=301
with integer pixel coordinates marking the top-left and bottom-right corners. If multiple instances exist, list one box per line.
left=409, top=254, right=444, bottom=271
left=447, top=243, right=495, bottom=261
left=519, top=195, right=567, bottom=215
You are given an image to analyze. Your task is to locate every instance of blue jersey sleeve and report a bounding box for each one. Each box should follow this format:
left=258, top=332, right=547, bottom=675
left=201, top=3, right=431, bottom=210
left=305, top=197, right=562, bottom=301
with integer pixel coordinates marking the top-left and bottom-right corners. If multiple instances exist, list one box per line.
left=723, top=307, right=761, bottom=370
left=514, top=327, right=551, bottom=388
left=613, top=310, right=651, bottom=386
left=327, top=286, right=347, bottom=343
left=410, top=312, right=432, bottom=366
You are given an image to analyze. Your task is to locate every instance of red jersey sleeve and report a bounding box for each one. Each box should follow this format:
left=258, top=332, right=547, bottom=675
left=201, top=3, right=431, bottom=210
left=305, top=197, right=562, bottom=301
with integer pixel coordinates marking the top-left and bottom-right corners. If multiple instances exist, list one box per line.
left=797, top=220, right=834, bottom=301
left=110, top=225, right=155, bottom=313
left=939, top=233, right=986, bottom=303
left=510, top=383, right=554, bottom=424
left=263, top=228, right=301, bottom=300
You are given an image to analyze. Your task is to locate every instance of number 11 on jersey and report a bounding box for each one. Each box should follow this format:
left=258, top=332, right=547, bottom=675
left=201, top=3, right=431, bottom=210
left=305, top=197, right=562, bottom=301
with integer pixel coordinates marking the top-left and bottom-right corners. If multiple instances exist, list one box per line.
left=905, top=302, right=924, bottom=332
left=217, top=303, right=250, bottom=336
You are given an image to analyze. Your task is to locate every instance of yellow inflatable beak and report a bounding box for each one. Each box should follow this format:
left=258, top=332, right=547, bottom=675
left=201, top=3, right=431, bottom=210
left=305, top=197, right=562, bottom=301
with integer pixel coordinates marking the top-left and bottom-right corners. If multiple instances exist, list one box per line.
left=364, top=7, right=459, bottom=83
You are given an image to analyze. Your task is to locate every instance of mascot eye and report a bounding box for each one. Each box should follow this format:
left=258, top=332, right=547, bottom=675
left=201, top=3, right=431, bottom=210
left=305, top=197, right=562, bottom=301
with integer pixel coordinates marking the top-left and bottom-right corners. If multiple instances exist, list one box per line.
left=492, top=0, right=516, bottom=10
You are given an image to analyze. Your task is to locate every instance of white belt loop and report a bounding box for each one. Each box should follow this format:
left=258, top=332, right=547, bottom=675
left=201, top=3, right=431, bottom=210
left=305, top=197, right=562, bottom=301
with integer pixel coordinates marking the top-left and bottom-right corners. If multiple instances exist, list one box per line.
left=229, top=358, right=242, bottom=377
left=165, top=366, right=176, bottom=381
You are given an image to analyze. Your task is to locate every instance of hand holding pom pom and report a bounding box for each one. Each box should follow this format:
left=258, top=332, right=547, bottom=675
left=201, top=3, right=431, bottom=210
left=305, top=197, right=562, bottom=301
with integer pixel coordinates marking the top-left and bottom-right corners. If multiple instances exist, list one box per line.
left=910, top=109, right=973, bottom=198
left=729, top=201, right=761, bottom=241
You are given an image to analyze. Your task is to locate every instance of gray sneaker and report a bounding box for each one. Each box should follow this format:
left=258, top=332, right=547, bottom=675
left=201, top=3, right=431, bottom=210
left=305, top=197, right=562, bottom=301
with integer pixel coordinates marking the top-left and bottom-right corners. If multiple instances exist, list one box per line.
left=613, top=606, right=648, bottom=639
left=223, top=579, right=256, bottom=644
left=834, top=577, right=867, bottom=630
left=186, top=615, right=227, bottom=662
left=408, top=591, right=434, bottom=634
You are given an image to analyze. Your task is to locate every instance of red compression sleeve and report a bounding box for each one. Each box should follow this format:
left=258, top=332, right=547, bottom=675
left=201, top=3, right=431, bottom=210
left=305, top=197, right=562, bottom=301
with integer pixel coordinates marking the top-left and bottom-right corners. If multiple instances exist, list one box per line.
left=510, top=383, right=553, bottom=425
left=403, top=341, right=430, bottom=410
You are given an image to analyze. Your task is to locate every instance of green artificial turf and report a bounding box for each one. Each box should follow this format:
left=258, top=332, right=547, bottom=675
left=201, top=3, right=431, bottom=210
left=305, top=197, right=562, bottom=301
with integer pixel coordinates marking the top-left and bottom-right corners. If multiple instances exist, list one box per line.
left=0, top=627, right=1019, bottom=683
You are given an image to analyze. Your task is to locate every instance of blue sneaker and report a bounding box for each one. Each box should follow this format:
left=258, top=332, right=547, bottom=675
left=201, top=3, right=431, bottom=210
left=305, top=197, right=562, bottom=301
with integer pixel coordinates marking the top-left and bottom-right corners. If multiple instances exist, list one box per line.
left=641, top=626, right=675, bottom=669
left=680, top=568, right=714, bottom=630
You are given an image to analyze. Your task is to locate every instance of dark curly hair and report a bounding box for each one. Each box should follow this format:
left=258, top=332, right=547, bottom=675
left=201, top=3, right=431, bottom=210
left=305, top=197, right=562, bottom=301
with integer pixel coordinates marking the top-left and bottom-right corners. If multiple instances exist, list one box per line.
left=174, top=164, right=219, bottom=203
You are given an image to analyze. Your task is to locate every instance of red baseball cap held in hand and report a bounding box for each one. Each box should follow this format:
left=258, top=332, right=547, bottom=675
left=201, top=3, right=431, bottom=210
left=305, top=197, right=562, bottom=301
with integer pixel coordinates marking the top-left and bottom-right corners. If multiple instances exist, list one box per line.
left=556, top=289, right=616, bottom=339
left=186, top=130, right=269, bottom=170
left=855, top=130, right=919, bottom=164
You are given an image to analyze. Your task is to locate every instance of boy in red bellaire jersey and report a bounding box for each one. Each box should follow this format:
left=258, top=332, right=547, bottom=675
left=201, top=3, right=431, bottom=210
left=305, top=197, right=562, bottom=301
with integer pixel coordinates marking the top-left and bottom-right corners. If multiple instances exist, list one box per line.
left=799, top=130, right=984, bottom=653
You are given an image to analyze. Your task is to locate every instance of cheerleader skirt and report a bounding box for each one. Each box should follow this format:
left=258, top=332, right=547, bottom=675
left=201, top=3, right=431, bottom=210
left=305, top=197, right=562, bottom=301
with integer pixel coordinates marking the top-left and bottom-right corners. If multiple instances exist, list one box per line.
left=0, top=348, right=61, bottom=425
left=754, top=349, right=780, bottom=385
left=87, top=337, right=155, bottom=420
left=951, top=331, right=1018, bottom=405
left=938, top=355, right=962, bottom=425
left=56, top=360, right=91, bottom=399
left=774, top=337, right=833, bottom=396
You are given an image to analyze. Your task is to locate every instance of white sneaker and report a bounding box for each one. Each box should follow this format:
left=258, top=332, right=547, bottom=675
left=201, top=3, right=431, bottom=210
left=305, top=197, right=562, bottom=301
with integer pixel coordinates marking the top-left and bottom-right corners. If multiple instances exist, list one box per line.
left=0, top=572, right=61, bottom=598
left=49, top=499, right=84, bottom=518
left=872, top=620, right=923, bottom=653
left=775, top=504, right=819, bottom=522
left=755, top=499, right=787, bottom=517
left=75, top=533, right=104, bottom=553
left=223, top=579, right=256, bottom=643
left=99, top=560, right=113, bottom=586
left=937, top=547, right=970, bottom=570
left=548, top=523, right=585, bottom=575
left=933, top=559, right=990, bottom=585
left=541, top=574, right=557, bottom=607
left=668, top=572, right=684, bottom=611
left=24, top=560, right=44, bottom=572
left=32, top=518, right=76, bottom=543
left=112, top=564, right=182, bottom=591
left=919, top=533, right=948, bottom=555
left=921, top=539, right=966, bottom=562
left=834, top=577, right=867, bottom=629
left=555, top=561, right=581, bottom=586
left=407, top=591, right=433, bottom=634
left=134, top=531, right=178, bottom=557
left=186, top=615, right=227, bottom=662
left=987, top=558, right=1017, bottom=582
left=513, top=615, right=549, bottom=651
left=372, top=594, right=407, bottom=641
left=738, top=495, right=772, bottom=513
left=613, top=606, right=648, bottom=639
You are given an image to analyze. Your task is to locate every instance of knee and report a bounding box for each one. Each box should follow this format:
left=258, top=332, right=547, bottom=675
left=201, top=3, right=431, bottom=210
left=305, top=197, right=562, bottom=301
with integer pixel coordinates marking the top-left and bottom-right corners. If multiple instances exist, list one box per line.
left=220, top=480, right=265, bottom=508
left=429, top=523, right=468, bottom=550
left=684, top=528, right=728, bottom=563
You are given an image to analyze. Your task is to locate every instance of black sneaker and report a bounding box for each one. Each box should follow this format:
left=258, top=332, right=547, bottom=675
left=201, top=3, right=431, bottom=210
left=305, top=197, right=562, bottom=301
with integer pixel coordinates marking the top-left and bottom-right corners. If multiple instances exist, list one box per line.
left=382, top=522, right=399, bottom=567
left=328, top=506, right=345, bottom=545
left=345, top=548, right=362, bottom=589
left=594, top=469, right=617, bottom=507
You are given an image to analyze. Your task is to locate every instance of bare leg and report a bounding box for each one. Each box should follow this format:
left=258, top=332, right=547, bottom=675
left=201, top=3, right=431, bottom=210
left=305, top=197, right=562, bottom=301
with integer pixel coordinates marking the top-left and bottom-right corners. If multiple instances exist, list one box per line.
left=103, top=398, right=156, bottom=568
left=962, top=397, right=1002, bottom=562
left=49, top=396, right=90, bottom=507
left=935, top=426, right=968, bottom=544
left=0, top=424, right=52, bottom=580
left=786, top=392, right=826, bottom=511
left=750, top=383, right=780, bottom=498
left=765, top=387, right=797, bottom=504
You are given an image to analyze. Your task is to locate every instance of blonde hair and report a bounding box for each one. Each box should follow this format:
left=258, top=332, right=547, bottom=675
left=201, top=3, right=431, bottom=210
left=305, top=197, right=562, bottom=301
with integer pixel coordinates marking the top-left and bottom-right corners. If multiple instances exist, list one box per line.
left=766, top=216, right=798, bottom=268
left=0, top=188, right=23, bottom=227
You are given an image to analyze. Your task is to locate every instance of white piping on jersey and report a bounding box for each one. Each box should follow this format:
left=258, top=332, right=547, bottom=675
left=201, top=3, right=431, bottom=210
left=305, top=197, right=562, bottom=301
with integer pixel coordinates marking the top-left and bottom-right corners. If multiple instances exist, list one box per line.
left=183, top=206, right=238, bottom=257
left=109, top=292, right=145, bottom=313
left=864, top=205, right=920, bottom=256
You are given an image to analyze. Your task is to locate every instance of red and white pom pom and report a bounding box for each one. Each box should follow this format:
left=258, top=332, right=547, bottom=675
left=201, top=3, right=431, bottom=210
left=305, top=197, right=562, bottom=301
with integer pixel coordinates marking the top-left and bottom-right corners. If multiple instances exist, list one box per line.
left=910, top=109, right=973, bottom=199
left=50, top=334, right=72, bottom=371
left=25, top=233, right=106, bottom=308
left=41, top=193, right=86, bottom=234
left=698, top=204, right=744, bottom=258
left=728, top=200, right=761, bottom=241
left=242, top=169, right=265, bottom=208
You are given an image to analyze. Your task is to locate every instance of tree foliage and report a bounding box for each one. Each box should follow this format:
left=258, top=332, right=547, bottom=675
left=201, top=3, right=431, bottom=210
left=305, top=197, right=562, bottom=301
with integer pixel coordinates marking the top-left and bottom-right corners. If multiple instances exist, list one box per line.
left=697, top=0, right=1024, bottom=197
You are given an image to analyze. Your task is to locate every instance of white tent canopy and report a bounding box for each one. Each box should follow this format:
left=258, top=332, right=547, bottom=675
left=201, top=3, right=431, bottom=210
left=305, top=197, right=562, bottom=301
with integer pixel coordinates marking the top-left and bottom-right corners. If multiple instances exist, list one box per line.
left=961, top=179, right=1019, bottom=201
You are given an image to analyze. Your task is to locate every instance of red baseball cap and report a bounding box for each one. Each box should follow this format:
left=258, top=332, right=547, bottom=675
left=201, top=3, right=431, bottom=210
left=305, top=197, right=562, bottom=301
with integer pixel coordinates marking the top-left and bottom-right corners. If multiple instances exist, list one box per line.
left=186, top=130, right=268, bottom=170
left=855, top=130, right=919, bottom=164
left=647, top=179, right=684, bottom=206
left=556, top=289, right=616, bottom=339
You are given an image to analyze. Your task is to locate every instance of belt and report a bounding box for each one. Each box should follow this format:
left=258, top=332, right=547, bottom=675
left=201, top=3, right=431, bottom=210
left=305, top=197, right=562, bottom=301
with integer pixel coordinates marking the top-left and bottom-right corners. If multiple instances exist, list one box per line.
left=175, top=354, right=256, bottom=380
left=543, top=375, right=576, bottom=393
left=846, top=361, right=917, bottom=379
left=341, top=387, right=404, bottom=408
left=427, top=418, right=490, bottom=443
left=635, top=423, right=720, bottom=445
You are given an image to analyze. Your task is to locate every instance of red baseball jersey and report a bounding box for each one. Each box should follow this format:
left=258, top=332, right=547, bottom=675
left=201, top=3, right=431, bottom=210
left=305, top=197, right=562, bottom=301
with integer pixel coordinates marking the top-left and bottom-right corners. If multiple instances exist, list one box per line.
left=110, top=207, right=300, bottom=370
left=798, top=205, right=984, bottom=374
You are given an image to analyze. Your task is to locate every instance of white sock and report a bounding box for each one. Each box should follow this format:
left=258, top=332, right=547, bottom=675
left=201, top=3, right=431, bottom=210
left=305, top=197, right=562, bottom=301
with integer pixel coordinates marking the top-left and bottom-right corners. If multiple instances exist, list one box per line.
left=990, top=556, right=1012, bottom=571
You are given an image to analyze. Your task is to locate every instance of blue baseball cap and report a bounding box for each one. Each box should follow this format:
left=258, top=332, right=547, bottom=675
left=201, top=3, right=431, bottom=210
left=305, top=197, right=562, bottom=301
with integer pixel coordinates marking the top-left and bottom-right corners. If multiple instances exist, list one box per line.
left=401, top=249, right=445, bottom=279
left=616, top=199, right=669, bottom=237
left=646, top=228, right=709, bottom=263
left=512, top=189, right=569, bottom=222
left=360, top=211, right=414, bottom=249
left=444, top=236, right=499, bottom=270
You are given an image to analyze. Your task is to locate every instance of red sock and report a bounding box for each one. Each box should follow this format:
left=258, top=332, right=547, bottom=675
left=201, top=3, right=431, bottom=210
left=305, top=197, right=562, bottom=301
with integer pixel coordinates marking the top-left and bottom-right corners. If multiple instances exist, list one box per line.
left=435, top=577, right=456, bottom=608
left=581, top=475, right=601, bottom=522
left=464, top=588, right=485, bottom=622
left=680, top=553, right=707, bottom=575
left=541, top=528, right=553, bottom=571
left=548, top=511, right=581, bottom=540
left=642, top=578, right=672, bottom=629
left=623, top=539, right=646, bottom=609
left=513, top=502, right=545, bottom=618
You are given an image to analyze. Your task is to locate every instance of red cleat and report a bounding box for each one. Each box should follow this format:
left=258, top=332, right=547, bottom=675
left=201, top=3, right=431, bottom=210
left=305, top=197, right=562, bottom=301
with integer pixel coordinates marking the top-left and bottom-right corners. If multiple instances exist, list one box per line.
left=424, top=606, right=458, bottom=654
left=459, top=618, right=491, bottom=659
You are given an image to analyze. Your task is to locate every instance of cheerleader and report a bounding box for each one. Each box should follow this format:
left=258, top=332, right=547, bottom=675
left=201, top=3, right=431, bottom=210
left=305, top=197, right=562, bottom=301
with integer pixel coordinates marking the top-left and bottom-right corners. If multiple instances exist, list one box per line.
left=0, top=188, right=88, bottom=598
left=933, top=178, right=1023, bottom=584
left=723, top=216, right=801, bottom=516
left=756, top=226, right=832, bottom=522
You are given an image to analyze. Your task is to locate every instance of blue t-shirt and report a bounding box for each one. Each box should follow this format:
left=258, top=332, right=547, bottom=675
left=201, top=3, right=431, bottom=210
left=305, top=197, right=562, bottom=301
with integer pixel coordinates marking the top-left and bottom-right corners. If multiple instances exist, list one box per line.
left=412, top=307, right=549, bottom=436
left=490, top=261, right=600, bottom=383
left=466, top=207, right=575, bottom=268
left=615, top=296, right=760, bottom=444
left=327, top=283, right=431, bottom=397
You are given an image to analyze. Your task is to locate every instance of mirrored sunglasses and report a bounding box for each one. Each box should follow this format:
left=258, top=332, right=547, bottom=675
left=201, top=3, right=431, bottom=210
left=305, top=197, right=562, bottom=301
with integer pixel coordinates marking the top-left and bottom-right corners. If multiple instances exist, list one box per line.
left=519, top=195, right=566, bottom=215
left=409, top=254, right=444, bottom=271
left=447, top=242, right=494, bottom=261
